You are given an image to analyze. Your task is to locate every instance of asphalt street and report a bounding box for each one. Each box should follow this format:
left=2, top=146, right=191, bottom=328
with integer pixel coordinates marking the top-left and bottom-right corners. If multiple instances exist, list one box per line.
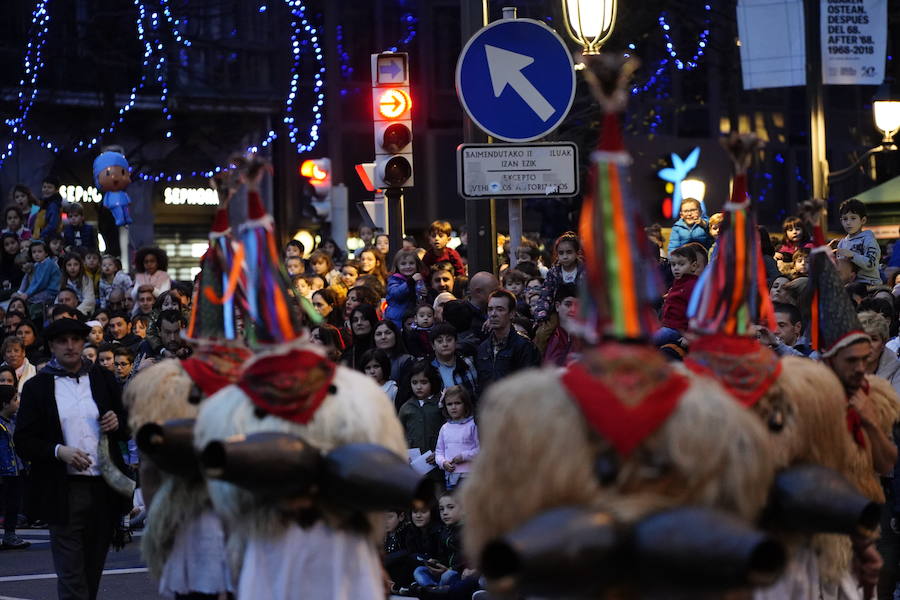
left=0, top=529, right=163, bottom=600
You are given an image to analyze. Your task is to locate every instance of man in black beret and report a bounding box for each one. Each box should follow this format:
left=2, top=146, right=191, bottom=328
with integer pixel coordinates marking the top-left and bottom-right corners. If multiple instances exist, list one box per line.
left=13, top=318, right=130, bottom=600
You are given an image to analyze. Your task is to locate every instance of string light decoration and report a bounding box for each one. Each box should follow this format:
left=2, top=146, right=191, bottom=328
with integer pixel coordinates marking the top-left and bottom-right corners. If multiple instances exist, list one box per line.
left=1, top=0, right=190, bottom=164
left=630, top=5, right=711, bottom=97
left=2, top=0, right=327, bottom=184
left=387, top=12, right=418, bottom=53
left=338, top=3, right=418, bottom=97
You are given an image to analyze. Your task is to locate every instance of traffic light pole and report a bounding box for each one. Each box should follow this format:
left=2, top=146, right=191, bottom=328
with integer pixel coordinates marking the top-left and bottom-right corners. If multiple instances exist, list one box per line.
left=461, top=0, right=497, bottom=276
left=386, top=186, right=405, bottom=255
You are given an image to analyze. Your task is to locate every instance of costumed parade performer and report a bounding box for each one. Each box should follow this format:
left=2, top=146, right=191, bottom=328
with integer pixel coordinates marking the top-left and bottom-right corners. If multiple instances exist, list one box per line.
left=92, top=150, right=133, bottom=226
left=192, top=158, right=416, bottom=600
left=685, top=133, right=886, bottom=600
left=461, top=54, right=783, bottom=599
left=124, top=166, right=249, bottom=600
left=803, top=197, right=900, bottom=600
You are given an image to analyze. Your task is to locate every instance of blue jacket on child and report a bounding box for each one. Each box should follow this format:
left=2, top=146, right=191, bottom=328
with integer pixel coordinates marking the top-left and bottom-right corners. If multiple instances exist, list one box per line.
left=385, top=273, right=426, bottom=328
left=21, top=256, right=61, bottom=300
left=667, top=219, right=714, bottom=253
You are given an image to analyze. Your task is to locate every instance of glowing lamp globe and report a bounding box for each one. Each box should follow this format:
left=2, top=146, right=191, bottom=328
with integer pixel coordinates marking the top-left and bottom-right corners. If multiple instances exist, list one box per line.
left=562, top=0, right=617, bottom=55
left=874, top=100, right=900, bottom=146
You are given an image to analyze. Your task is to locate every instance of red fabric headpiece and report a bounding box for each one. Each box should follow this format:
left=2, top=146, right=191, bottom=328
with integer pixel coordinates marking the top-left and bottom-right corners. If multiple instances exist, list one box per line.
left=684, top=334, right=782, bottom=408
left=237, top=348, right=336, bottom=425
left=560, top=360, right=688, bottom=457
left=210, top=206, right=229, bottom=234
left=181, top=358, right=236, bottom=399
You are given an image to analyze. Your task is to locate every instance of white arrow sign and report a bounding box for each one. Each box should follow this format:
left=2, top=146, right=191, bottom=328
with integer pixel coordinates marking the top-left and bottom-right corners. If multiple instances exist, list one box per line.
left=484, top=44, right=555, bottom=122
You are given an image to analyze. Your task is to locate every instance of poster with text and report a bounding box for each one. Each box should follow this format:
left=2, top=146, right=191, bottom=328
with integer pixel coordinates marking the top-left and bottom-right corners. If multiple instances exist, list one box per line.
left=821, top=0, right=886, bottom=85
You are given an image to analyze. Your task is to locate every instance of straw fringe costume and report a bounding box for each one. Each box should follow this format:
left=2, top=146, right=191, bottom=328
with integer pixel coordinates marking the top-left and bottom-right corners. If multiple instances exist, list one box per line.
left=462, top=60, right=777, bottom=599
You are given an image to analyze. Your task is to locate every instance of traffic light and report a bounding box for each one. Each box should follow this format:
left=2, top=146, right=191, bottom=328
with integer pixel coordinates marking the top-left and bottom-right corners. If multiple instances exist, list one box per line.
left=371, top=52, right=413, bottom=188
left=299, top=158, right=332, bottom=220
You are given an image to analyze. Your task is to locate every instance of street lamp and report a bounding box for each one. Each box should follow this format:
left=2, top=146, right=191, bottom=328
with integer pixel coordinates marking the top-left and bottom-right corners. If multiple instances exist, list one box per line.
left=681, top=178, right=706, bottom=205
left=873, top=100, right=900, bottom=149
left=562, top=0, right=617, bottom=55
left=829, top=87, right=900, bottom=183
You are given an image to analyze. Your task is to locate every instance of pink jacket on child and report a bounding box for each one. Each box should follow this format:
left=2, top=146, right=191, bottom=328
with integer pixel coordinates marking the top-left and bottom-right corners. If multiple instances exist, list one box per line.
left=435, top=416, right=479, bottom=474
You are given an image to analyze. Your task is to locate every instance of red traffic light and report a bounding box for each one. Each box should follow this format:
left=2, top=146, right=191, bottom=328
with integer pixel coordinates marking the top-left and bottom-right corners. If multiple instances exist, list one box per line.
left=377, top=88, right=412, bottom=120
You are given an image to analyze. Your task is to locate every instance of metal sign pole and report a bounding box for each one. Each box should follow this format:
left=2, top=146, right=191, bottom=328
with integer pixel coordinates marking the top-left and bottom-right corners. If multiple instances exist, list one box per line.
left=386, top=186, right=405, bottom=258
left=508, top=197, right=522, bottom=268
left=461, top=0, right=496, bottom=276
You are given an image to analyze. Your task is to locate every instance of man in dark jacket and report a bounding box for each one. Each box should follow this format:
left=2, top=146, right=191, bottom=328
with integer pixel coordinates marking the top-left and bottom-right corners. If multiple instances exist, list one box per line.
left=475, top=289, right=540, bottom=391
left=14, top=318, right=130, bottom=600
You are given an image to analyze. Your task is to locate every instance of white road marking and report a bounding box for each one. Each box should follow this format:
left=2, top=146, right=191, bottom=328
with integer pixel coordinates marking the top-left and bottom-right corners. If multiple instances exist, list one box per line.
left=0, top=567, right=148, bottom=582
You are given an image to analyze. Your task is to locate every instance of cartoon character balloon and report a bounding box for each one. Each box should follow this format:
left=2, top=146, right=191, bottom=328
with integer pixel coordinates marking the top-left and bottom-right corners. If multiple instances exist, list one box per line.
left=93, top=151, right=133, bottom=226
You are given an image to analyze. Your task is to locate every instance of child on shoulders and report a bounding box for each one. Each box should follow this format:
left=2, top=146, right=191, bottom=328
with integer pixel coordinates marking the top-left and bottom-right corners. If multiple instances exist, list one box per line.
left=423, top=221, right=465, bottom=278
left=835, top=198, right=882, bottom=285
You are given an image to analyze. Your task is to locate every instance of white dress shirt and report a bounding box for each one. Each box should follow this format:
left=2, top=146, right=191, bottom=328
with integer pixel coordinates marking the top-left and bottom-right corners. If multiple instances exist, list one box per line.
left=53, top=375, right=101, bottom=476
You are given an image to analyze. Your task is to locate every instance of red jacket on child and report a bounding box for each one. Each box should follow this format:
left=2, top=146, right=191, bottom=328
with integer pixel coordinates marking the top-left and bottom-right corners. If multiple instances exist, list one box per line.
left=660, top=274, right=698, bottom=332
left=423, top=247, right=466, bottom=277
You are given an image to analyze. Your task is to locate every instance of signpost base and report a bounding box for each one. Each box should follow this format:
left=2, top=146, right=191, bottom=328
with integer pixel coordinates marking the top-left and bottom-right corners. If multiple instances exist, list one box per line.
left=385, top=187, right=405, bottom=260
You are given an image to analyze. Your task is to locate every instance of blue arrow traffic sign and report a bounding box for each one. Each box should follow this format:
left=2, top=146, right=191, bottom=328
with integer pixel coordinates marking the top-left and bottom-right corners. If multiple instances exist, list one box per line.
left=379, top=61, right=402, bottom=79
left=456, top=18, right=575, bottom=142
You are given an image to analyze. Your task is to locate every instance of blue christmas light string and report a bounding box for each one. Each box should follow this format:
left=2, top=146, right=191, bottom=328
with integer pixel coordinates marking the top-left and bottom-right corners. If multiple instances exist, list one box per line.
left=631, top=5, right=712, bottom=97
left=2, top=0, right=328, bottom=182
left=2, top=0, right=159, bottom=162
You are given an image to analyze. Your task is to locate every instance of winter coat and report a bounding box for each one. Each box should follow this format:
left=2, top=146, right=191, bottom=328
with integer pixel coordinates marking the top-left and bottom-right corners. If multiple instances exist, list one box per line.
left=543, top=326, right=581, bottom=367
left=62, top=223, right=98, bottom=250
left=34, top=194, right=62, bottom=241
left=475, top=329, right=541, bottom=391
left=385, top=273, right=426, bottom=328
left=659, top=274, right=698, bottom=332
left=667, top=219, right=714, bottom=254
left=438, top=523, right=465, bottom=571
left=0, top=414, right=22, bottom=476
left=431, top=355, right=478, bottom=400
left=398, top=395, right=445, bottom=453
left=19, top=256, right=61, bottom=299
left=423, top=247, right=465, bottom=278
left=876, top=349, right=900, bottom=398
left=435, top=416, right=479, bottom=474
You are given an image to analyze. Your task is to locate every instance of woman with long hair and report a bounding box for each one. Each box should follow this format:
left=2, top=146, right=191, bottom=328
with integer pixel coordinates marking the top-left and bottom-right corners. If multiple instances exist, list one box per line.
left=341, top=304, right=379, bottom=370
left=373, top=319, right=414, bottom=382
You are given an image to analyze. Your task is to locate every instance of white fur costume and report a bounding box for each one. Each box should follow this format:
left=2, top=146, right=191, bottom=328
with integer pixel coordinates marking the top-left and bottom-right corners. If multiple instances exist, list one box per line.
left=124, top=359, right=233, bottom=598
left=194, top=343, right=406, bottom=600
